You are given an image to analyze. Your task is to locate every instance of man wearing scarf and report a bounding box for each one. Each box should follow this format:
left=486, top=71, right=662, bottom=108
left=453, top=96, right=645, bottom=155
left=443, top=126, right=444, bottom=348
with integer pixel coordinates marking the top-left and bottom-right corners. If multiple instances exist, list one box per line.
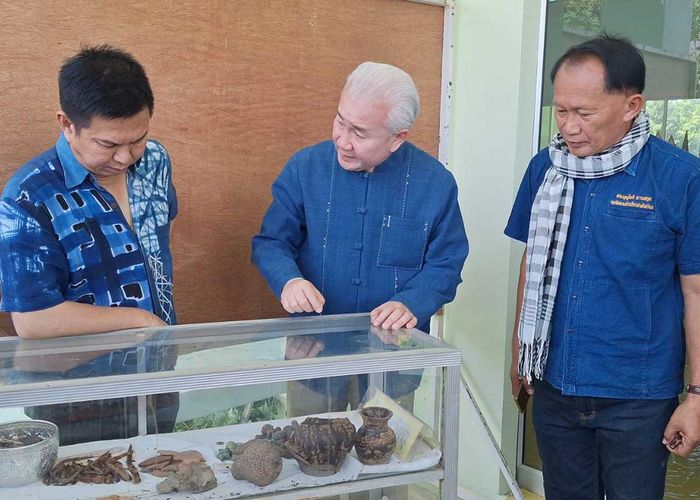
left=506, top=36, right=700, bottom=499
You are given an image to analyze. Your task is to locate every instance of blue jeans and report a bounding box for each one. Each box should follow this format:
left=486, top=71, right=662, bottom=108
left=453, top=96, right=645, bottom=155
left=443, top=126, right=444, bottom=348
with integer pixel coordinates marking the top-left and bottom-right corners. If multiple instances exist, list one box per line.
left=533, top=380, right=678, bottom=500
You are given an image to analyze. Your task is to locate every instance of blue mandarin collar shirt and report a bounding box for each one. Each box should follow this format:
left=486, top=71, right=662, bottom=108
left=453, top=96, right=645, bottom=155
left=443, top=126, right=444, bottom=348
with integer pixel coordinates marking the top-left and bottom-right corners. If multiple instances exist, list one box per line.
left=252, top=140, right=469, bottom=333
left=506, top=136, right=700, bottom=399
left=0, top=134, right=178, bottom=324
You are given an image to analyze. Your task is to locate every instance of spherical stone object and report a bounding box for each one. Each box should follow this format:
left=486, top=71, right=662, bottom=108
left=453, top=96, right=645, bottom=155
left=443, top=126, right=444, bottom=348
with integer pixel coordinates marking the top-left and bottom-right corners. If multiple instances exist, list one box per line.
left=231, top=439, right=282, bottom=487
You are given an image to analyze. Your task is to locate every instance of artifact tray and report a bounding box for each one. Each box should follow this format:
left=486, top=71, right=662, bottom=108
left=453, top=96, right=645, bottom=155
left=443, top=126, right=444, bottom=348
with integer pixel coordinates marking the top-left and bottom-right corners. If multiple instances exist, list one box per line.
left=11, top=410, right=441, bottom=499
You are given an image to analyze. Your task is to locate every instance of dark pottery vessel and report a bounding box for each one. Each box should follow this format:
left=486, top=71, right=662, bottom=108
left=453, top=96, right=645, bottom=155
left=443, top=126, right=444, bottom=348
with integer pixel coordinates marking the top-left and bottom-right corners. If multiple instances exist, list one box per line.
left=355, top=406, right=396, bottom=465
left=284, top=417, right=356, bottom=476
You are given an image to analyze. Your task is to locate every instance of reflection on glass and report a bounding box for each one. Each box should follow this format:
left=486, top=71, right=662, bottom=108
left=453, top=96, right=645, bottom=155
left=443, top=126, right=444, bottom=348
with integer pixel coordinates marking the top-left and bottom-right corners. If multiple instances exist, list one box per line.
left=0, top=316, right=441, bottom=388
left=4, top=330, right=179, bottom=445
left=174, top=383, right=287, bottom=432
left=284, top=327, right=427, bottom=418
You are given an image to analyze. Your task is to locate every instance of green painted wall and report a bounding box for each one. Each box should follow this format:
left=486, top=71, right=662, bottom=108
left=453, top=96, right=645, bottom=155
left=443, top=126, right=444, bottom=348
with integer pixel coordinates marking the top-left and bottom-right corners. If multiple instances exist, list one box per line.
left=443, top=1, right=543, bottom=497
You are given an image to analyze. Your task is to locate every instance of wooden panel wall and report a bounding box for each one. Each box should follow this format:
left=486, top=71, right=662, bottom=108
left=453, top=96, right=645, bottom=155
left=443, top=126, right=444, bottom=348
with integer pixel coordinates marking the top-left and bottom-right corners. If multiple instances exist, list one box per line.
left=0, top=0, right=444, bottom=334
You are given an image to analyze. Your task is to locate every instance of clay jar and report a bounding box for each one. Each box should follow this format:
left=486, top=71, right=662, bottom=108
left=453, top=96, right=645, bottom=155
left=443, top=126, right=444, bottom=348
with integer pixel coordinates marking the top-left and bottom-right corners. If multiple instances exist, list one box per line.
left=285, top=417, right=356, bottom=476
left=355, top=406, right=396, bottom=465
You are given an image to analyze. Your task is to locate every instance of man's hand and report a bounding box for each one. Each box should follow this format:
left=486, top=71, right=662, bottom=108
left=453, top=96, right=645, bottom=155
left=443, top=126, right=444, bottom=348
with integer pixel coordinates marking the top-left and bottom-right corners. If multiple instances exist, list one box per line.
left=281, top=279, right=325, bottom=314
left=509, top=357, right=534, bottom=398
left=285, top=336, right=325, bottom=360
left=663, top=395, right=700, bottom=458
left=370, top=301, right=417, bottom=330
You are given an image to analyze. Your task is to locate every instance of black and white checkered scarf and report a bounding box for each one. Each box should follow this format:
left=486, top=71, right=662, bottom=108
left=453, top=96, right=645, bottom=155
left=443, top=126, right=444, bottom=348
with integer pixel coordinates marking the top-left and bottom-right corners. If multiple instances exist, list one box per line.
left=518, top=111, right=650, bottom=382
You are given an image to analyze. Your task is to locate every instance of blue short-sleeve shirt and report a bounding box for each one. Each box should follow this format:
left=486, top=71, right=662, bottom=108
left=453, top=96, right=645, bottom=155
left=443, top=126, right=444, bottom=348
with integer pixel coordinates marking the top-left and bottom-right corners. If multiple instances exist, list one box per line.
left=505, top=136, right=700, bottom=399
left=0, top=134, right=177, bottom=324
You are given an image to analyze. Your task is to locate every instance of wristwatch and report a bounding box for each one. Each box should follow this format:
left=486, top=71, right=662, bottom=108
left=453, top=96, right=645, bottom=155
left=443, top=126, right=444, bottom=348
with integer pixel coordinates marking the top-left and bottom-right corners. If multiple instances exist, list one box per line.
left=686, top=384, right=700, bottom=396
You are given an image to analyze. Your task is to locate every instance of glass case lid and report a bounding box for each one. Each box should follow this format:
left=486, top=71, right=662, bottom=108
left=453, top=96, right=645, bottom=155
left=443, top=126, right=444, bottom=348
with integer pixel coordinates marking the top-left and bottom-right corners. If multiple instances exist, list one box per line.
left=0, top=313, right=460, bottom=407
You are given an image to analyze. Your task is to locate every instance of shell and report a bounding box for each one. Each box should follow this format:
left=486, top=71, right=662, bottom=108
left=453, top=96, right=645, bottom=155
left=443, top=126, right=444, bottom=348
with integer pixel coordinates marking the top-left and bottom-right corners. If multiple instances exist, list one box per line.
left=230, top=439, right=282, bottom=487
left=284, top=417, right=356, bottom=476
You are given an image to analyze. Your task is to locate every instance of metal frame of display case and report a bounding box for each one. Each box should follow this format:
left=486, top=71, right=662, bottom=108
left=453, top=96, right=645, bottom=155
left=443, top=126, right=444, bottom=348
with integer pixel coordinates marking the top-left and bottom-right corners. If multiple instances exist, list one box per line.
left=0, top=313, right=461, bottom=499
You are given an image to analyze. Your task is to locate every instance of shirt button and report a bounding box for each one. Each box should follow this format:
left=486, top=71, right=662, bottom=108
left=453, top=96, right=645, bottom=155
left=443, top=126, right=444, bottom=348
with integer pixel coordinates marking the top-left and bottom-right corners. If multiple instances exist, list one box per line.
left=362, top=172, right=370, bottom=179
left=590, top=193, right=596, bottom=198
left=356, top=207, right=367, bottom=214
left=584, top=226, right=590, bottom=232
left=568, top=328, right=574, bottom=335
left=572, top=295, right=577, bottom=300
left=352, top=278, right=361, bottom=285
left=577, top=260, right=583, bottom=266
left=353, top=242, right=363, bottom=250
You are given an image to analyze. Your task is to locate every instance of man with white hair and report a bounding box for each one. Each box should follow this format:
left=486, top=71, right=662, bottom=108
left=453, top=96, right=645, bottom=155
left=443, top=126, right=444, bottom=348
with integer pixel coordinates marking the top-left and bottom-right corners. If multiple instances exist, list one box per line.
left=252, top=62, right=468, bottom=414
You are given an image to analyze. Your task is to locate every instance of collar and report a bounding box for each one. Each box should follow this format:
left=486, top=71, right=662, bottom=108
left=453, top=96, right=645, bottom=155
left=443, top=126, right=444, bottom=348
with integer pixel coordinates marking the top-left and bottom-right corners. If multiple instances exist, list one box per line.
left=56, top=133, right=92, bottom=189
left=622, top=153, right=640, bottom=176
left=366, top=141, right=409, bottom=175
left=57, top=134, right=145, bottom=188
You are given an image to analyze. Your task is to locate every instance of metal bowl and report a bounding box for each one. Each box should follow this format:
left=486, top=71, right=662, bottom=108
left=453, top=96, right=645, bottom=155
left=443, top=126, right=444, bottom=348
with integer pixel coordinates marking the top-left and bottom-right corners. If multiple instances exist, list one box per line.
left=0, top=420, right=59, bottom=487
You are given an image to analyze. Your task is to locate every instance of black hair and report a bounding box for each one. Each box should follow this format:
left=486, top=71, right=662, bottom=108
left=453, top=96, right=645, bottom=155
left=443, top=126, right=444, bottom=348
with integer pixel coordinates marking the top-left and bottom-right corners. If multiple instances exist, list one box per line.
left=550, top=34, right=645, bottom=94
left=59, top=45, right=154, bottom=130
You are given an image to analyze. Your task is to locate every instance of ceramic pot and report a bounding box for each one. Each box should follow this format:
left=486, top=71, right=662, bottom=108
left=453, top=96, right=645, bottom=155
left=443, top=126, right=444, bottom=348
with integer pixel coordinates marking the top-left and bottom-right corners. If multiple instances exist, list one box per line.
left=355, top=406, right=396, bottom=465
left=285, top=417, right=356, bottom=476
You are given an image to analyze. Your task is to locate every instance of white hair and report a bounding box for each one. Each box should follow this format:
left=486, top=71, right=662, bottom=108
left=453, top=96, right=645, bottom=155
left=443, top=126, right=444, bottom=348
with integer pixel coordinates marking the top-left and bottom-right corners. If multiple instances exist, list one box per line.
left=344, top=61, right=420, bottom=134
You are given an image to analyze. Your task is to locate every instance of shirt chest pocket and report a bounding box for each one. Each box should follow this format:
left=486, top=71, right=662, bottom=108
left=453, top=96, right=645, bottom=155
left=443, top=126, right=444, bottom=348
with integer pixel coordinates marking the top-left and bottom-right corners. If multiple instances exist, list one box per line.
left=376, top=215, right=429, bottom=271
left=605, top=205, right=657, bottom=221
left=593, top=205, right=661, bottom=286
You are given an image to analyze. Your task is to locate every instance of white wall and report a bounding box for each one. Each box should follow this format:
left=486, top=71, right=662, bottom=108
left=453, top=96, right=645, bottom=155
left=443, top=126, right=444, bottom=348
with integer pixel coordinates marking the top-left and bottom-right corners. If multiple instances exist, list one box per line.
left=443, top=1, right=543, bottom=497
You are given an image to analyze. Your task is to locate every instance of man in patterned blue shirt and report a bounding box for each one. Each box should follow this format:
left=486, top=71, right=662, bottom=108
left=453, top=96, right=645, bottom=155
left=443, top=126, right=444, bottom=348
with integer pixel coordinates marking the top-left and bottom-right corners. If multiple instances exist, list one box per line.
left=0, top=45, right=178, bottom=444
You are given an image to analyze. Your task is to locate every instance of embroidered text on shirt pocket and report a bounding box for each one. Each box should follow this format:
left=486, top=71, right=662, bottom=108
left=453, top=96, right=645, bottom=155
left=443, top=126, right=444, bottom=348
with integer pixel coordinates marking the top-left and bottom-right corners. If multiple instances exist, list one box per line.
left=605, top=205, right=657, bottom=221
left=376, top=215, right=429, bottom=270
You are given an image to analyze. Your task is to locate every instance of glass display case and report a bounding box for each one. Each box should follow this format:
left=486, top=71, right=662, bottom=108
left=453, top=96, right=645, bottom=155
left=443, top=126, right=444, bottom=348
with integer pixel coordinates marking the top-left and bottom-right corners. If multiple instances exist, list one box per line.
left=0, top=313, right=460, bottom=499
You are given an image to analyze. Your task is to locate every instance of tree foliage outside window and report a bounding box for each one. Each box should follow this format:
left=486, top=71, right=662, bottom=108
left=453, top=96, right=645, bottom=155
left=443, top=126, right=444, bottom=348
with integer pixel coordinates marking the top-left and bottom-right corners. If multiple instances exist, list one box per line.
left=647, top=99, right=700, bottom=155
left=562, top=0, right=602, bottom=32
left=174, top=395, right=286, bottom=432
left=692, top=0, right=700, bottom=95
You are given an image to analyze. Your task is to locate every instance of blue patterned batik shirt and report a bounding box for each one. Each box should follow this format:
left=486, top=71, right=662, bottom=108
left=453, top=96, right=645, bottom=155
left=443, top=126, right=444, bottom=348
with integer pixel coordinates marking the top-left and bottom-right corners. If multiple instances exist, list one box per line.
left=0, top=134, right=177, bottom=324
